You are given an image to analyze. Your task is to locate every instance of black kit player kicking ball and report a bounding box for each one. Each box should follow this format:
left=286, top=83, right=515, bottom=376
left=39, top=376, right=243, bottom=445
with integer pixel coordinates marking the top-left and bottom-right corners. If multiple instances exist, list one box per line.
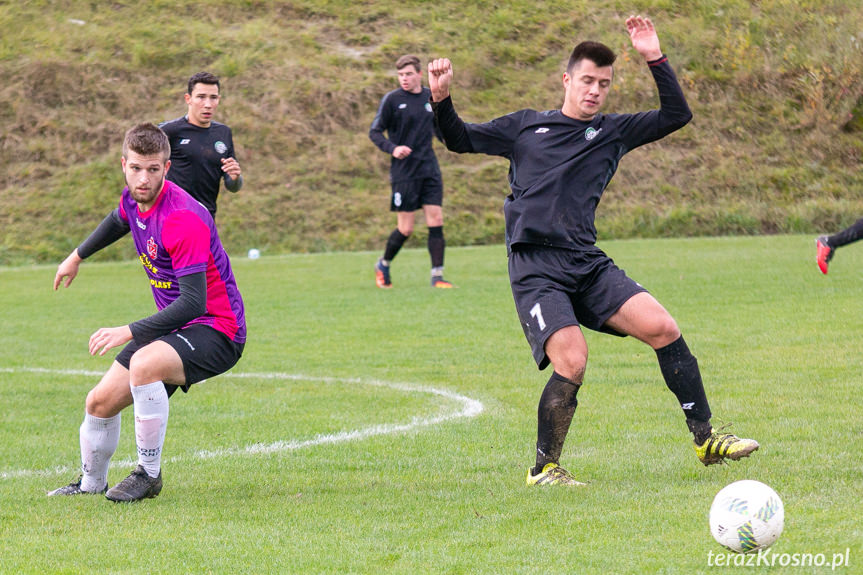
left=428, top=15, right=759, bottom=485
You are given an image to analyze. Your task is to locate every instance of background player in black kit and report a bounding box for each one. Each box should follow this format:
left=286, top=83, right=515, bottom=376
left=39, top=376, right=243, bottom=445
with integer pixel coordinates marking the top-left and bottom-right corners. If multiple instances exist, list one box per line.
left=370, top=55, right=453, bottom=289
left=429, top=16, right=759, bottom=485
left=160, top=71, right=243, bottom=218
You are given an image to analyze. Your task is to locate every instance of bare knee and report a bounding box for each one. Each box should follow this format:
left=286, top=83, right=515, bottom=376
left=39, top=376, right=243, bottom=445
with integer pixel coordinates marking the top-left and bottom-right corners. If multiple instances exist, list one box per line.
left=545, top=326, right=588, bottom=383
left=128, top=341, right=185, bottom=387
left=647, top=317, right=681, bottom=349
left=85, top=387, right=119, bottom=418
left=129, top=350, right=158, bottom=386
left=550, top=351, right=587, bottom=383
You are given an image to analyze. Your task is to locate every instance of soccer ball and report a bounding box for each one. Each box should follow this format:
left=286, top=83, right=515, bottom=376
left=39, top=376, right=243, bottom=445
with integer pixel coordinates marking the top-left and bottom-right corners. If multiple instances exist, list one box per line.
left=709, top=480, right=784, bottom=553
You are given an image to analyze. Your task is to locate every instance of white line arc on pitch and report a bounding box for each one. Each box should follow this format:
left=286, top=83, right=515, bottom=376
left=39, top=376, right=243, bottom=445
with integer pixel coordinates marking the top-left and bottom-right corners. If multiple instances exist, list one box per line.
left=0, top=368, right=484, bottom=480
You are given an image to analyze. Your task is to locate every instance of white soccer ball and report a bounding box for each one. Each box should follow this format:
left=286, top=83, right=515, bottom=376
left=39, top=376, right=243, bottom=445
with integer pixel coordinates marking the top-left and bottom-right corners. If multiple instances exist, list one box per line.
left=709, top=480, right=784, bottom=553
left=247, top=248, right=260, bottom=259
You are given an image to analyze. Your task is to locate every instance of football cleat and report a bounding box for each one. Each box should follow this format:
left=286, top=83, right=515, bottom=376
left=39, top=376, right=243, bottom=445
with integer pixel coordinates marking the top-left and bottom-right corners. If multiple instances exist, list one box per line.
left=431, top=275, right=454, bottom=288
left=694, top=425, right=759, bottom=466
left=105, top=465, right=163, bottom=502
left=525, top=462, right=586, bottom=486
left=375, top=259, right=392, bottom=289
left=815, top=236, right=834, bottom=275
left=47, top=476, right=107, bottom=496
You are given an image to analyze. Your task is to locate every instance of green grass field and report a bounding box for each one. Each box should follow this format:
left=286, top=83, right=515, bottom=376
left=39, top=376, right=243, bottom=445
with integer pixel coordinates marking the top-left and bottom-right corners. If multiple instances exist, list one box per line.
left=0, top=236, right=860, bottom=574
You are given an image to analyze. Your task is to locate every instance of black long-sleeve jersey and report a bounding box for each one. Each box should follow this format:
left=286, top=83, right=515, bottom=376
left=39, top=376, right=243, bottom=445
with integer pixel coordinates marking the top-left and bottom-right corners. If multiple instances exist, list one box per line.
left=369, top=86, right=443, bottom=183
left=433, top=56, right=692, bottom=251
left=159, top=116, right=240, bottom=216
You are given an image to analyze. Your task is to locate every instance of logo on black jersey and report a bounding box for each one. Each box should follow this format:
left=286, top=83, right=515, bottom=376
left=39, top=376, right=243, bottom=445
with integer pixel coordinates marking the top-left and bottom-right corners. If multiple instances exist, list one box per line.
left=585, top=127, right=602, bottom=141
left=535, top=127, right=550, bottom=134
left=425, top=102, right=432, bottom=113
left=214, top=141, right=228, bottom=154
left=179, top=138, right=190, bottom=145
left=398, top=103, right=407, bottom=109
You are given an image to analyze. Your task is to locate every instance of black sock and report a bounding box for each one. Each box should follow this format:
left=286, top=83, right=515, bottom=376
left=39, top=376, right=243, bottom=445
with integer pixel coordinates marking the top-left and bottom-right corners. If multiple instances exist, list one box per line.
left=687, top=418, right=713, bottom=444
left=383, top=229, right=409, bottom=262
left=828, top=218, right=863, bottom=248
left=655, top=336, right=712, bottom=439
left=534, top=372, right=581, bottom=474
left=428, top=226, right=445, bottom=269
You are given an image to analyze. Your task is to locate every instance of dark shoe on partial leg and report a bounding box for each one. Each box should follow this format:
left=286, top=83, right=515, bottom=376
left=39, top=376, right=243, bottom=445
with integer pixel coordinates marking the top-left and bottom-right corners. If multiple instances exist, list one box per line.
left=375, top=258, right=392, bottom=288
left=105, top=465, right=162, bottom=502
left=47, top=475, right=107, bottom=496
left=431, top=275, right=454, bottom=288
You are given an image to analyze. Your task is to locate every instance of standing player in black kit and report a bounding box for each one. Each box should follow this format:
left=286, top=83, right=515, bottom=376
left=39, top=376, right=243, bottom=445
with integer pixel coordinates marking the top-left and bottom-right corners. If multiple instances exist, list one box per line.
left=160, top=72, right=243, bottom=218
left=370, top=55, right=453, bottom=289
left=429, top=16, right=759, bottom=485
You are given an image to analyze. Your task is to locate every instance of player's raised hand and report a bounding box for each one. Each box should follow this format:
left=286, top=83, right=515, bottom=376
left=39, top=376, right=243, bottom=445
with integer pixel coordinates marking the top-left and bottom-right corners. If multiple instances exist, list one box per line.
left=54, top=250, right=83, bottom=290
left=428, top=58, right=453, bottom=102
left=626, top=15, right=663, bottom=62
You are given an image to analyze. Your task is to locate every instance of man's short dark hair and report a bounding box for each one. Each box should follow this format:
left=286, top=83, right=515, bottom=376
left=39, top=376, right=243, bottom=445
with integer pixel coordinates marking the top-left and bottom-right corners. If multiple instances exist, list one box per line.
left=395, top=54, right=421, bottom=72
left=567, top=41, right=616, bottom=73
left=122, top=123, right=170, bottom=161
left=187, top=71, right=220, bottom=96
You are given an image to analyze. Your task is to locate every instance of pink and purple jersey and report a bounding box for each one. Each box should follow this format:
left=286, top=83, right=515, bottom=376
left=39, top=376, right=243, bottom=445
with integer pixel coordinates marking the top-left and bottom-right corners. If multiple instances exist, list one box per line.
left=117, top=181, right=246, bottom=343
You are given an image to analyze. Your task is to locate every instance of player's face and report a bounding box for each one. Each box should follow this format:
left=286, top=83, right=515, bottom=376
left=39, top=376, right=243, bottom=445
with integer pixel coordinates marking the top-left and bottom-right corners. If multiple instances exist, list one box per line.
left=397, top=66, right=423, bottom=94
left=122, top=151, right=170, bottom=211
left=561, top=59, right=613, bottom=121
left=185, top=82, right=221, bottom=128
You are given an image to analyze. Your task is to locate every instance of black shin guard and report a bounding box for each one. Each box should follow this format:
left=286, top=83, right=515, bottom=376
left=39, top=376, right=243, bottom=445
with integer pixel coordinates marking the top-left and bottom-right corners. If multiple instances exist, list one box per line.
left=534, top=372, right=581, bottom=473
left=383, top=229, right=409, bottom=262
left=655, top=336, right=712, bottom=439
left=427, top=226, right=445, bottom=269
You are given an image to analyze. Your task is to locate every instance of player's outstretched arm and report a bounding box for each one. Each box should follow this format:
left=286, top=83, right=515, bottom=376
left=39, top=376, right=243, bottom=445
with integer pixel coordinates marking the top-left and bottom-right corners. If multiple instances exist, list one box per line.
left=428, top=58, right=453, bottom=102
left=625, top=15, right=663, bottom=62
left=54, top=250, right=83, bottom=290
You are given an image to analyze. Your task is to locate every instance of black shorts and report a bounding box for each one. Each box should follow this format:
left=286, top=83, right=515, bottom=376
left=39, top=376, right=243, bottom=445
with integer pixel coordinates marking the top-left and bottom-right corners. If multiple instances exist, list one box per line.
left=508, top=246, right=647, bottom=370
left=390, top=175, right=443, bottom=212
left=115, top=324, right=244, bottom=397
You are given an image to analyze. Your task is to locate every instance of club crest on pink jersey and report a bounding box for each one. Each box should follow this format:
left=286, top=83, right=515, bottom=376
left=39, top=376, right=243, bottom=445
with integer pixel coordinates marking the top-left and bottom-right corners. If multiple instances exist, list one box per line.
left=147, top=236, right=158, bottom=259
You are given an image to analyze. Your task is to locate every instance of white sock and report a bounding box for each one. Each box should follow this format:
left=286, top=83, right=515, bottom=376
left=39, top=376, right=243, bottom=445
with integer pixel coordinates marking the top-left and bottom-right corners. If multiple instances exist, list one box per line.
left=79, top=412, right=121, bottom=492
left=131, top=381, right=169, bottom=478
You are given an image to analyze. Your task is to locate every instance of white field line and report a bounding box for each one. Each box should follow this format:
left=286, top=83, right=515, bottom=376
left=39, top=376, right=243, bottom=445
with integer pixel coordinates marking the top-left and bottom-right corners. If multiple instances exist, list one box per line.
left=0, top=367, right=484, bottom=480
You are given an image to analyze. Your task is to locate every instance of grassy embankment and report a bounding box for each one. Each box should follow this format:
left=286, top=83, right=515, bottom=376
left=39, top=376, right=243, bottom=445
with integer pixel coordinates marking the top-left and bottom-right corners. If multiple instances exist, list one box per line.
left=1, top=0, right=861, bottom=265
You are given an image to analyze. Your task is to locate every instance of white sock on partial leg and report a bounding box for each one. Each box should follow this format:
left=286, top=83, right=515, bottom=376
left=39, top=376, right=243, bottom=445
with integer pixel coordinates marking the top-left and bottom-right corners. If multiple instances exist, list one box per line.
left=79, top=412, right=121, bottom=492
left=131, top=381, right=169, bottom=478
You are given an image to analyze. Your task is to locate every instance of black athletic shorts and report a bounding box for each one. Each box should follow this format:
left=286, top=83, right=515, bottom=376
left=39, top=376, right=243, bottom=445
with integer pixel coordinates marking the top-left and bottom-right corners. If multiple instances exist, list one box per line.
left=508, top=245, right=647, bottom=370
left=390, top=175, right=443, bottom=212
left=115, top=323, right=244, bottom=397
